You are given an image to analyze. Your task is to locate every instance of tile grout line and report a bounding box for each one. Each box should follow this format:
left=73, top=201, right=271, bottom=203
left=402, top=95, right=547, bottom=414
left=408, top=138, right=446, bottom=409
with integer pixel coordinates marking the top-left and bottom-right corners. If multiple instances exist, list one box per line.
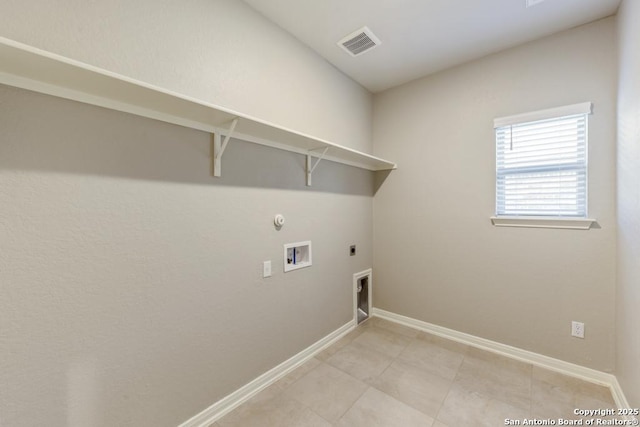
left=331, top=384, right=371, bottom=426
left=433, top=361, right=458, bottom=426
left=369, top=329, right=431, bottom=419
left=433, top=342, right=471, bottom=426
left=331, top=321, right=447, bottom=425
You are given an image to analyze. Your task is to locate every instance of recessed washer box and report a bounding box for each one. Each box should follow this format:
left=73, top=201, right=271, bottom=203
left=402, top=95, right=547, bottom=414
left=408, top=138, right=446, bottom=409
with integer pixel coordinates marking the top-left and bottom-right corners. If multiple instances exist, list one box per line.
left=284, top=241, right=312, bottom=272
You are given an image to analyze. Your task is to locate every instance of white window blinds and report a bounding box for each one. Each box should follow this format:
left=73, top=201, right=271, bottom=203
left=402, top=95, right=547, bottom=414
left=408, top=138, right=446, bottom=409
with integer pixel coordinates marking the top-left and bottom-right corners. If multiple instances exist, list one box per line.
left=494, top=103, right=591, bottom=218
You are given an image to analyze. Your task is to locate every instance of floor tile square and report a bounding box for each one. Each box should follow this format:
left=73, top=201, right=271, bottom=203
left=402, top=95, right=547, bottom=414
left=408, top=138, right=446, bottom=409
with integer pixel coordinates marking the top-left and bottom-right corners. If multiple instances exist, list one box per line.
left=283, top=362, right=368, bottom=423
left=417, top=332, right=471, bottom=355
left=326, top=340, right=395, bottom=383
left=368, top=317, right=420, bottom=338
left=316, top=328, right=365, bottom=362
left=398, top=336, right=465, bottom=381
left=531, top=366, right=616, bottom=420
left=217, top=387, right=330, bottom=427
left=276, top=357, right=322, bottom=389
left=336, top=387, right=435, bottom=427
left=437, top=384, right=530, bottom=427
left=370, top=359, right=452, bottom=418
left=455, top=348, right=532, bottom=410
left=532, top=366, right=614, bottom=404
left=353, top=327, right=412, bottom=358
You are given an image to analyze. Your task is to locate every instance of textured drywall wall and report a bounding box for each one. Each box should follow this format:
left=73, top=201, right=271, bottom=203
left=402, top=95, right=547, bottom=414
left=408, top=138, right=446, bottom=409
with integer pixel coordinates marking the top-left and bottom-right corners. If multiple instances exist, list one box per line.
left=616, top=0, right=640, bottom=406
left=372, top=18, right=617, bottom=371
left=0, top=0, right=372, bottom=152
left=0, top=1, right=375, bottom=424
left=0, top=85, right=373, bottom=426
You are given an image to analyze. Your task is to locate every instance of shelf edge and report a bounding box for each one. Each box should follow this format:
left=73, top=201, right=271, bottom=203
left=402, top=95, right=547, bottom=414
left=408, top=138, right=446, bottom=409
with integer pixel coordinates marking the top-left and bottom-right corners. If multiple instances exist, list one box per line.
left=0, top=36, right=397, bottom=173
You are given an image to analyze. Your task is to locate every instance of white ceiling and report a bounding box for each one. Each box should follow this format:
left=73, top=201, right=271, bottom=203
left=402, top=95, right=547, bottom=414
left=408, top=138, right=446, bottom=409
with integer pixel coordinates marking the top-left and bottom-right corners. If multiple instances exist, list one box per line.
left=243, top=0, right=621, bottom=93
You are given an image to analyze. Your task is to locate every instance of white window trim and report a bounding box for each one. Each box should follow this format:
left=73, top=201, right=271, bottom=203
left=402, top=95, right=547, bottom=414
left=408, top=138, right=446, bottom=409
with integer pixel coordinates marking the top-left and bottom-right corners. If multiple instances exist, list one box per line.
left=492, top=102, right=596, bottom=230
left=490, top=216, right=597, bottom=230
left=493, top=102, right=592, bottom=129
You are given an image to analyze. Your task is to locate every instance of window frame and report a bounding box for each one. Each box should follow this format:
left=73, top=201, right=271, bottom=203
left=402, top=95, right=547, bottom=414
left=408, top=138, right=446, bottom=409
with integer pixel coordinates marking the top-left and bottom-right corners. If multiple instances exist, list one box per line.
left=490, top=102, right=596, bottom=230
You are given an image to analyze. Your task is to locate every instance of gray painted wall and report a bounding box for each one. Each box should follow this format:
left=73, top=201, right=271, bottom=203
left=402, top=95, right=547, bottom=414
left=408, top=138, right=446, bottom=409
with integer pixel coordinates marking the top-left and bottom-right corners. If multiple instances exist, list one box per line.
left=0, top=0, right=372, bottom=153
left=2, top=0, right=636, bottom=422
left=0, top=0, right=375, bottom=425
left=616, top=0, right=640, bottom=407
left=0, top=84, right=373, bottom=426
left=372, top=18, right=617, bottom=372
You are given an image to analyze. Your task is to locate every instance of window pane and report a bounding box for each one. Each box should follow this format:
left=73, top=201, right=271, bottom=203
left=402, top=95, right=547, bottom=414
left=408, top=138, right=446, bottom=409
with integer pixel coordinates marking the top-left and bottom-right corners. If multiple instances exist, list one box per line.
left=496, top=113, right=587, bottom=217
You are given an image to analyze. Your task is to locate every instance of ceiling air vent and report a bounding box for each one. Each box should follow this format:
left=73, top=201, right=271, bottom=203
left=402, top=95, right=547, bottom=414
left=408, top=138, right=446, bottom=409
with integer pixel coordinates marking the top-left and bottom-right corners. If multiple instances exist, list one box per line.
left=338, top=26, right=381, bottom=57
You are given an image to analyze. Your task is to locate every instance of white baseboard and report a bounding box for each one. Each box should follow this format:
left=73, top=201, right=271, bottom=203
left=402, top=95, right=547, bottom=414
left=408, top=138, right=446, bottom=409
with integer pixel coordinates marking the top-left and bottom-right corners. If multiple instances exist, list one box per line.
left=372, top=308, right=632, bottom=411
left=179, top=308, right=634, bottom=427
left=610, top=377, right=634, bottom=417
left=178, top=320, right=355, bottom=427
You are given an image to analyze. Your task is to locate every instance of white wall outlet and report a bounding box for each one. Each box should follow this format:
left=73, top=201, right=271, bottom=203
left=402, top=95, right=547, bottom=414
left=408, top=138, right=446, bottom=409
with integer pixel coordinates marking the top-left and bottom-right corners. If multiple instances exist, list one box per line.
left=571, top=321, right=585, bottom=338
left=263, top=260, right=272, bottom=278
left=526, top=0, right=545, bottom=8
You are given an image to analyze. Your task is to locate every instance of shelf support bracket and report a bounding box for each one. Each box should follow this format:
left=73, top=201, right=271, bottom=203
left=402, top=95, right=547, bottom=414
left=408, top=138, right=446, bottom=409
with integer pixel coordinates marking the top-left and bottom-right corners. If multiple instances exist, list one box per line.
left=212, top=117, right=239, bottom=177
left=306, top=147, right=329, bottom=187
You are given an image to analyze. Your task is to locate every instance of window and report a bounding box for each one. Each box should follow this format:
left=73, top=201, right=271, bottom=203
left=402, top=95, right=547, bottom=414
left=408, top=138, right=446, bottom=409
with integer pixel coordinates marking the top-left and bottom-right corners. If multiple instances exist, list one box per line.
left=494, top=103, right=591, bottom=221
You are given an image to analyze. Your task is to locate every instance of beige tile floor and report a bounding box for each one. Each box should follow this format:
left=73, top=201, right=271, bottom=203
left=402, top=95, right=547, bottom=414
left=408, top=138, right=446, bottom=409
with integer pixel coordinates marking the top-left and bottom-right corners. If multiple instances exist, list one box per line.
left=212, top=317, right=617, bottom=427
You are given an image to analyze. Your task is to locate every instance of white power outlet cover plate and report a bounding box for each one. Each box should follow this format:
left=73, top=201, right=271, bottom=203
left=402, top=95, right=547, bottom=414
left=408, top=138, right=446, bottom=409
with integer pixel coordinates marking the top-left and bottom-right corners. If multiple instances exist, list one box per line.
left=571, top=321, right=584, bottom=338
left=526, top=0, right=545, bottom=7
left=263, top=261, right=272, bottom=278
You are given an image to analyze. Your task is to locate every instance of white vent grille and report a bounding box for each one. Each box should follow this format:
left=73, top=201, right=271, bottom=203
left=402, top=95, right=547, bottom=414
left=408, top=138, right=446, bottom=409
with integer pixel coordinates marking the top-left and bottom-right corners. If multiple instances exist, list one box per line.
left=338, top=26, right=381, bottom=57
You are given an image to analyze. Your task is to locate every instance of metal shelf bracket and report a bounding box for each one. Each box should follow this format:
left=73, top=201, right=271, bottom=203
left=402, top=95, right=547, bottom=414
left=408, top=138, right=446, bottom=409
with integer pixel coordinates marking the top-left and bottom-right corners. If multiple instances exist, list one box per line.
left=306, top=147, right=330, bottom=186
left=212, top=117, right=239, bottom=177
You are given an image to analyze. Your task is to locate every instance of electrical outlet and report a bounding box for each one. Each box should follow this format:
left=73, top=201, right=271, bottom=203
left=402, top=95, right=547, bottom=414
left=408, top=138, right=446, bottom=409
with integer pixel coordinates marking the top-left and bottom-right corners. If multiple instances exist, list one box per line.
left=571, top=321, right=584, bottom=338
left=263, top=260, right=272, bottom=278
left=526, top=0, right=545, bottom=8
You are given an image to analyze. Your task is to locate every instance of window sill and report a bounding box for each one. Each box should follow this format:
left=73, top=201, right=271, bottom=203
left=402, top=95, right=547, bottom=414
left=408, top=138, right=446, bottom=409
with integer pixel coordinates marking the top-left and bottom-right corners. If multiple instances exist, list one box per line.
left=490, top=216, right=597, bottom=230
